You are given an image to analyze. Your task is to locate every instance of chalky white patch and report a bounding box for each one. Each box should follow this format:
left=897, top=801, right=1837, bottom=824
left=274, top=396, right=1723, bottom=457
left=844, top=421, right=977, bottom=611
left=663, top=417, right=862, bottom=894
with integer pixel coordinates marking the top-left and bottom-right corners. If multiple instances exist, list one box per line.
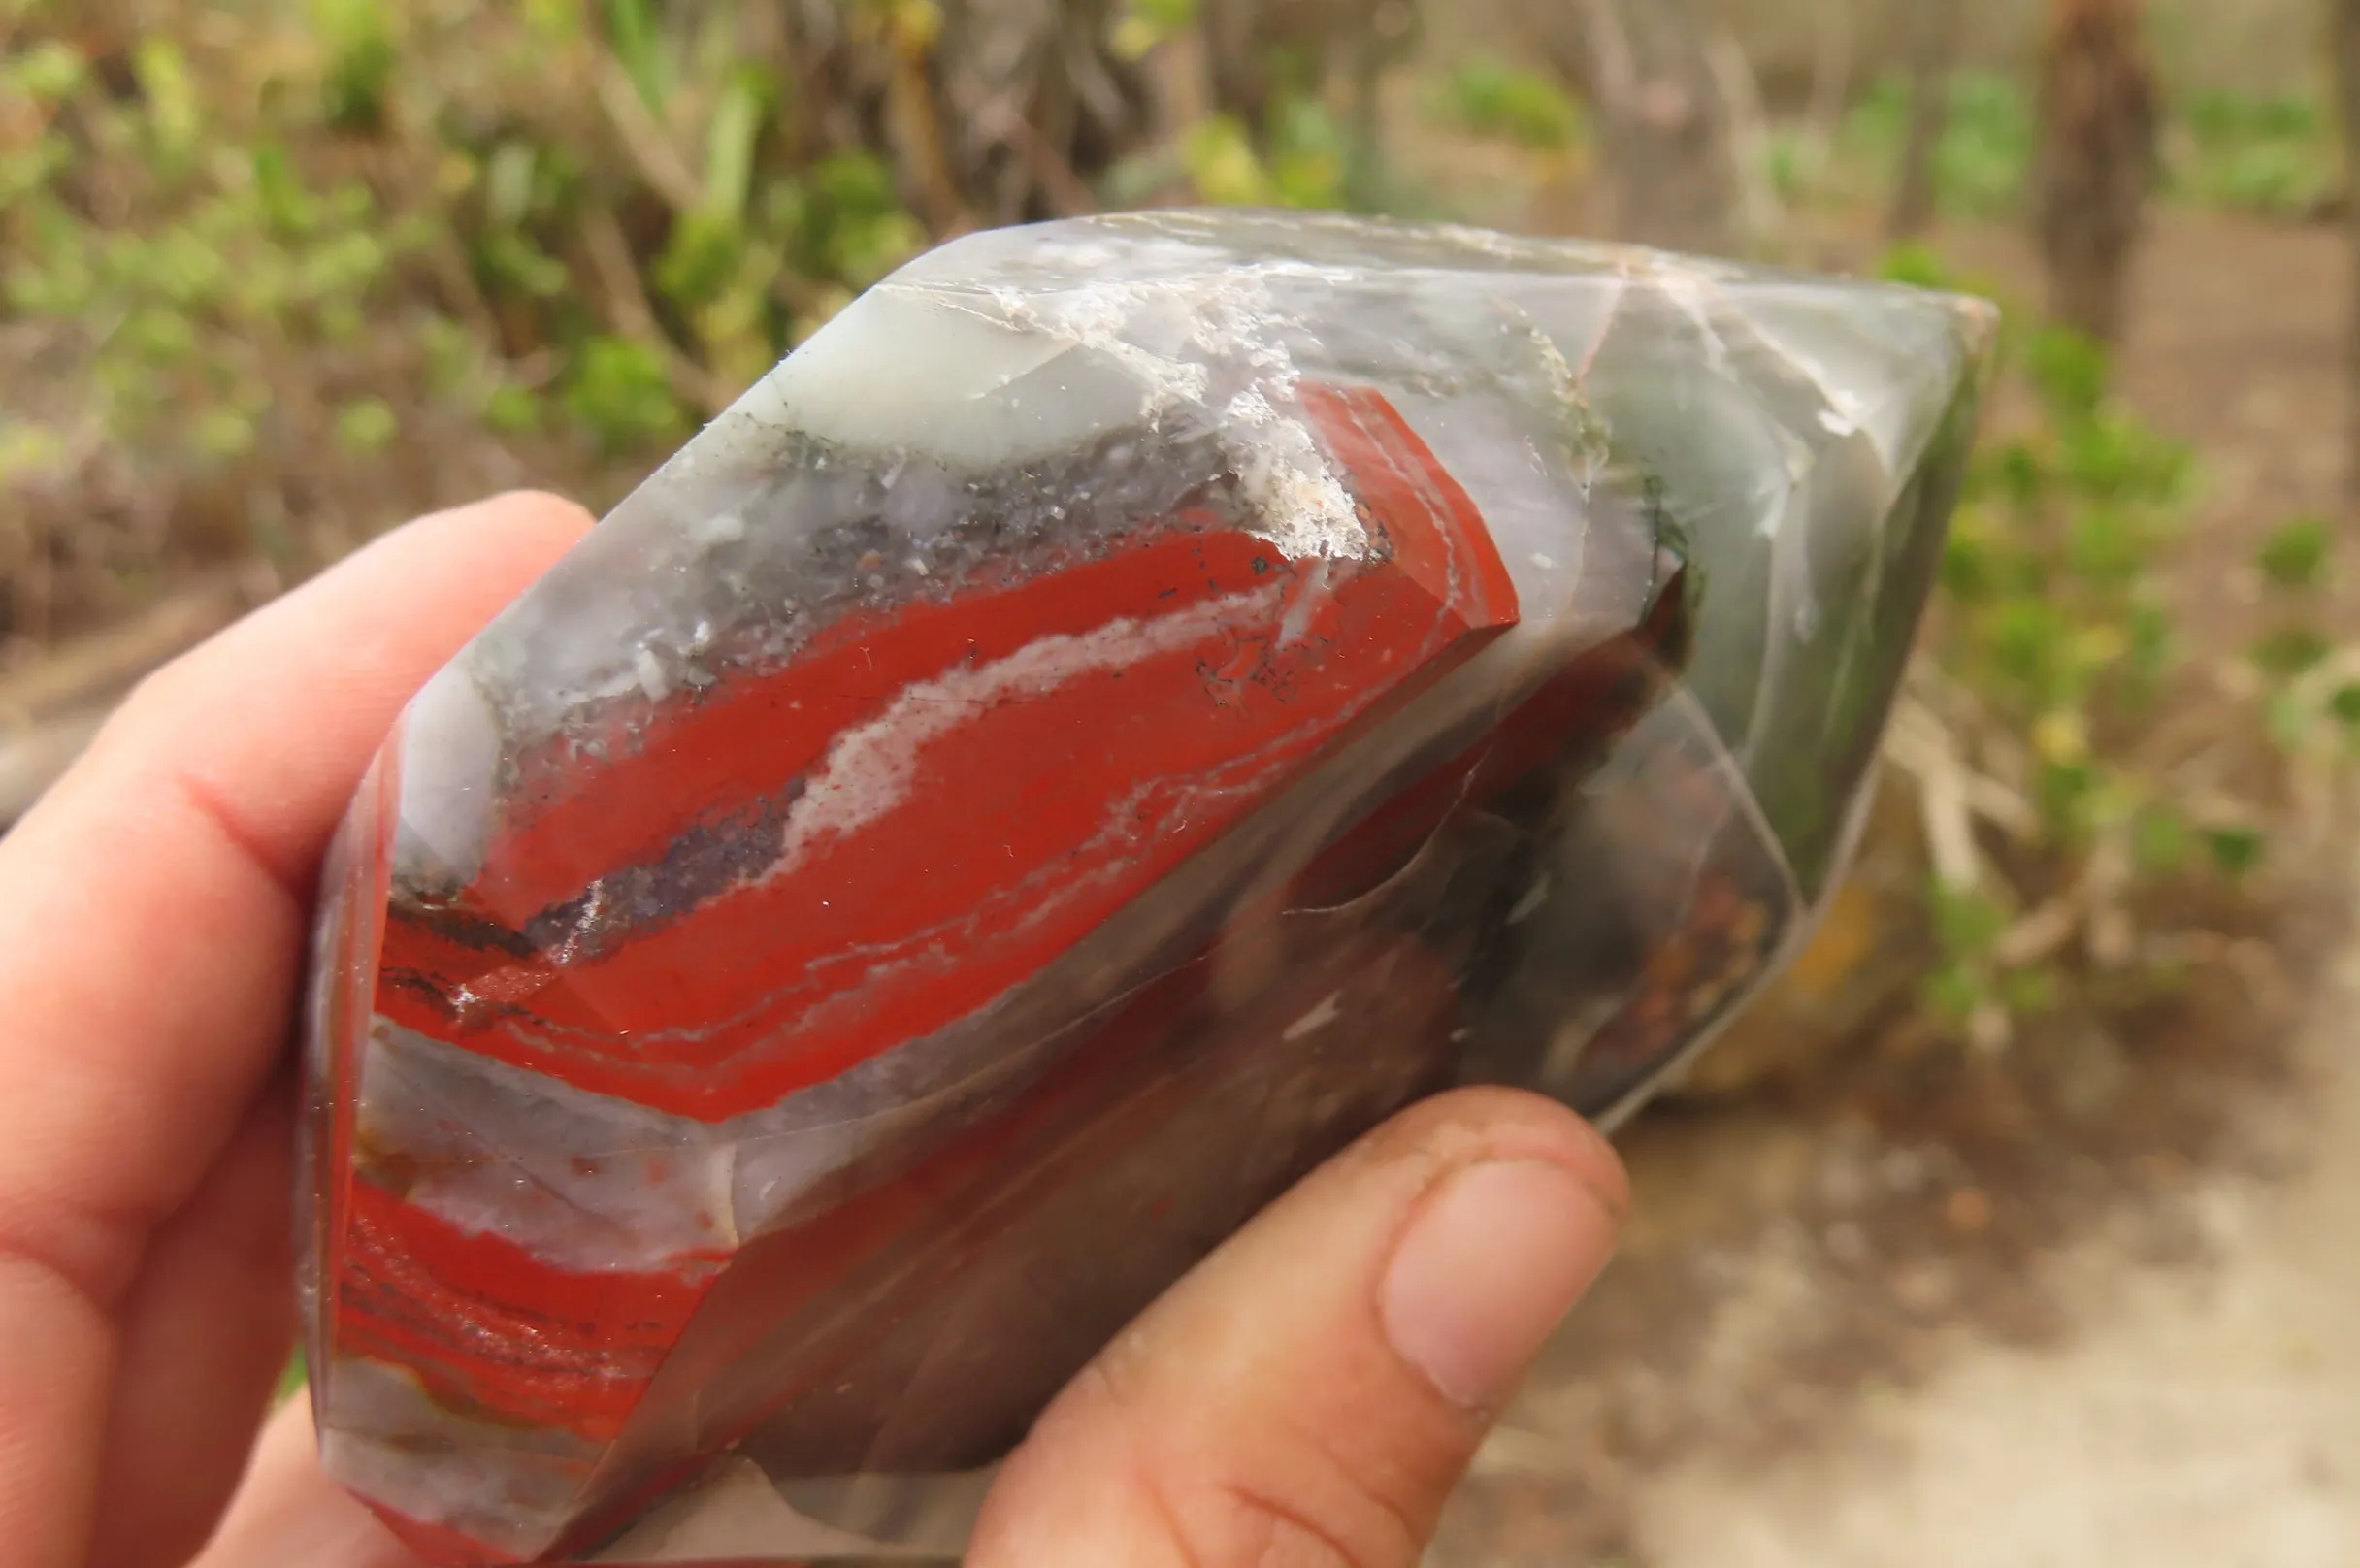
left=392, top=660, right=502, bottom=891
left=1223, top=386, right=1366, bottom=562
left=758, top=289, right=1150, bottom=469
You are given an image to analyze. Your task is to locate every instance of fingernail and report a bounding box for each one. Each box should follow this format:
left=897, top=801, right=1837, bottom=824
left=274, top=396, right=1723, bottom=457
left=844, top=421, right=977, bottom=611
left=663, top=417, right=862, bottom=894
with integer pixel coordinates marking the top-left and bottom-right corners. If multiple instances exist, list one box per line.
left=1380, top=1160, right=1618, bottom=1411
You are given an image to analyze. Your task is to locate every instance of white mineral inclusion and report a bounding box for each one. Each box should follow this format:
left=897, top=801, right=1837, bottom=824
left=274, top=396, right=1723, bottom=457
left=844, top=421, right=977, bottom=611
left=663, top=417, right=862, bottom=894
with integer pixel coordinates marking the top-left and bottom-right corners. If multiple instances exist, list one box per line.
left=1219, top=385, right=1366, bottom=563
left=770, top=586, right=1286, bottom=879
left=747, top=286, right=1153, bottom=469
left=1282, top=991, right=1344, bottom=1042
left=780, top=222, right=1372, bottom=565
left=393, top=659, right=502, bottom=890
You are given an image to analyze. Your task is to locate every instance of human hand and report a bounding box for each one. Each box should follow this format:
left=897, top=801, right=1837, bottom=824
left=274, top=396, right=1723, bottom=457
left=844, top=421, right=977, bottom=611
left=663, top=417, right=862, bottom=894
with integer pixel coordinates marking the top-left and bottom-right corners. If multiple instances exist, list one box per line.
left=0, top=492, right=1626, bottom=1568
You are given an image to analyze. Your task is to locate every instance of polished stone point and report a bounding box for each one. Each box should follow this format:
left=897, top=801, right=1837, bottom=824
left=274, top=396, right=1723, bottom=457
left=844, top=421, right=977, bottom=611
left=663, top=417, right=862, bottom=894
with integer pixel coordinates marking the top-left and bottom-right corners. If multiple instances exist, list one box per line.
left=296, top=209, right=1995, bottom=1564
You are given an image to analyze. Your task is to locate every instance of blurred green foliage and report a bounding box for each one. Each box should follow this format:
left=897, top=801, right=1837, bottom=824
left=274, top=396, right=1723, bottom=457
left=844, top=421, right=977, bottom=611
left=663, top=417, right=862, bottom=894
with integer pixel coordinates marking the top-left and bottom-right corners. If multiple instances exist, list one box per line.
left=1181, top=102, right=1355, bottom=211
left=1890, top=242, right=2338, bottom=1036
left=2255, top=516, right=2332, bottom=591
left=2249, top=513, right=2360, bottom=761
left=5, top=0, right=2341, bottom=567
left=1915, top=314, right=2205, bottom=1029
left=1434, top=55, right=1586, bottom=153
left=1799, top=72, right=2335, bottom=225
left=2168, top=88, right=2336, bottom=218
left=1937, top=323, right=2191, bottom=818
left=0, top=0, right=944, bottom=582
left=1840, top=71, right=2038, bottom=220
left=5, top=25, right=426, bottom=481
left=4, top=0, right=1477, bottom=604
left=1114, top=0, right=1200, bottom=59
left=0, top=0, right=1235, bottom=633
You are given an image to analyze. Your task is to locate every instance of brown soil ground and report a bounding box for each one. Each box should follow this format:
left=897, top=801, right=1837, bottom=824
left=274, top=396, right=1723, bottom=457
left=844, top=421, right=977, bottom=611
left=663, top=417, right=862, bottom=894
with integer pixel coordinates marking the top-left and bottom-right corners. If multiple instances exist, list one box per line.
left=1429, top=211, right=2360, bottom=1567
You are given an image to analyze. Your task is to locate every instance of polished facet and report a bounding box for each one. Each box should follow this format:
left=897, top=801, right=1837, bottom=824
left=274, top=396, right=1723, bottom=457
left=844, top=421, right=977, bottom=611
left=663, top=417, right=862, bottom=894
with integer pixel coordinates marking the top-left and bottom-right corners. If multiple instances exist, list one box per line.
left=296, top=209, right=1995, bottom=1564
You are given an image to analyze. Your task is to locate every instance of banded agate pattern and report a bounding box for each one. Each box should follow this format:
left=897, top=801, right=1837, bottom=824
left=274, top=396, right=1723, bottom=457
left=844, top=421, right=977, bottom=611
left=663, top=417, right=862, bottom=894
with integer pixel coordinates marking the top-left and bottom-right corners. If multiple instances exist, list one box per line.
left=297, top=211, right=1995, bottom=1564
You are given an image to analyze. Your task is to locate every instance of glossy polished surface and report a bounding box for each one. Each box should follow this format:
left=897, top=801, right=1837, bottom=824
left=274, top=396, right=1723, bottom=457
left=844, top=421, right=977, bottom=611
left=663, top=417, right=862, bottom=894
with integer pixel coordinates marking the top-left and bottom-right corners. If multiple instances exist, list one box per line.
left=297, top=210, right=1994, bottom=1564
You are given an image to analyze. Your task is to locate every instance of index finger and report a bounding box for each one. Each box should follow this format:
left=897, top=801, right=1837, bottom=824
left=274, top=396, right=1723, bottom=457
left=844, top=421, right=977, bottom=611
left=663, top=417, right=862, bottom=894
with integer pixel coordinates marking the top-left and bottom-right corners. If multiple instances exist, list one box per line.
left=0, top=492, right=590, bottom=1567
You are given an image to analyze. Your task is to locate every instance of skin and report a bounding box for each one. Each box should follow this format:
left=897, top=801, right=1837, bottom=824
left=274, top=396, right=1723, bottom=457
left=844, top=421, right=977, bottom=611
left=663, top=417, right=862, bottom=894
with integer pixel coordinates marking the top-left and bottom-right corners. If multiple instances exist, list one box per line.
left=0, top=493, right=1628, bottom=1568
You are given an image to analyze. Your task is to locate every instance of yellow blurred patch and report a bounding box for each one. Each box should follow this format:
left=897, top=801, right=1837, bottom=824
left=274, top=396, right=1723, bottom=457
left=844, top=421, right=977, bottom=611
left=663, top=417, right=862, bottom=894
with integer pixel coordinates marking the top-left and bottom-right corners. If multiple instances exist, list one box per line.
left=2034, top=708, right=2090, bottom=764
left=1780, top=875, right=1881, bottom=1001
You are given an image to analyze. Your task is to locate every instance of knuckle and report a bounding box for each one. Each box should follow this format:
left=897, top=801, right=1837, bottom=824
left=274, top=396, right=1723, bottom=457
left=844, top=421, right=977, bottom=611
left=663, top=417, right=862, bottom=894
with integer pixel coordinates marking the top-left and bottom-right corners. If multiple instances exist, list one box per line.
left=1077, top=1356, right=1427, bottom=1568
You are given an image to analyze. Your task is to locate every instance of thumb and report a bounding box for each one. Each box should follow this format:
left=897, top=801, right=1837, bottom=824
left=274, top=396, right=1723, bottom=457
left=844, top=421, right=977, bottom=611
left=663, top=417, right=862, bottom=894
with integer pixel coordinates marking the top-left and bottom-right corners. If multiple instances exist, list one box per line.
left=968, top=1087, right=1625, bottom=1568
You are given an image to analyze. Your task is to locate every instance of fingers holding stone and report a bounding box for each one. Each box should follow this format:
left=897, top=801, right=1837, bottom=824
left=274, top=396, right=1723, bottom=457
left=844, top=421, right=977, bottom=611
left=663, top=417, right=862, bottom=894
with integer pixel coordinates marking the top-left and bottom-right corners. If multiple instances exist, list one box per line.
left=0, top=493, right=588, bottom=1568
left=969, top=1087, right=1624, bottom=1568
left=192, top=1396, right=431, bottom=1568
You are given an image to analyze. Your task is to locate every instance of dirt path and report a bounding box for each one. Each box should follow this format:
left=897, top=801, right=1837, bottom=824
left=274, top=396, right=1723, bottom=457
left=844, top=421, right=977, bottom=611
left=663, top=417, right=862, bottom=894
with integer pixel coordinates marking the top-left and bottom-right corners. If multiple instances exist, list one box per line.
left=1628, top=951, right=2360, bottom=1568
left=1427, top=212, right=2360, bottom=1566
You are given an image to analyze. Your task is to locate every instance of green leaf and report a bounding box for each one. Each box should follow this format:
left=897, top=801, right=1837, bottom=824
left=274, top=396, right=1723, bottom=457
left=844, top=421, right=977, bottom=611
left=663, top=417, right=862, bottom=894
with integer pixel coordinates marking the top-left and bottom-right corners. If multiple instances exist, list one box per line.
left=1998, top=964, right=2059, bottom=1016
left=1930, top=883, right=2010, bottom=962
left=312, top=0, right=397, bottom=131
left=1439, top=57, right=1586, bottom=151
left=2251, top=624, right=2330, bottom=678
left=1938, top=522, right=2001, bottom=600
left=8, top=40, right=86, bottom=101
left=336, top=397, right=399, bottom=453
left=1989, top=439, right=2049, bottom=512
left=603, top=0, right=667, bottom=109
left=1983, top=598, right=2077, bottom=708
left=1130, top=0, right=1198, bottom=27
left=481, top=230, right=568, bottom=298
left=2035, top=756, right=2101, bottom=837
left=654, top=206, right=744, bottom=309
left=1114, top=0, right=1199, bottom=57
left=250, top=145, right=314, bottom=235
left=483, top=142, right=540, bottom=230
left=2205, top=826, right=2266, bottom=877
left=1183, top=116, right=1275, bottom=208
left=525, top=0, right=586, bottom=38
left=2064, top=504, right=2147, bottom=584
left=2057, top=411, right=2192, bottom=503
left=484, top=383, right=542, bottom=434
left=1842, top=70, right=2032, bottom=219
left=704, top=68, right=772, bottom=221
left=2123, top=598, right=2175, bottom=690
left=2267, top=689, right=2313, bottom=753
left=130, top=38, right=201, bottom=166
left=2023, top=327, right=2110, bottom=422
left=194, top=406, right=257, bottom=460
left=562, top=336, right=685, bottom=452
left=1877, top=242, right=1955, bottom=290
left=2131, top=806, right=2189, bottom=875
left=2256, top=516, right=2331, bottom=590
left=2172, top=90, right=2334, bottom=217
left=0, top=422, right=68, bottom=482
left=1925, top=962, right=1989, bottom=1023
